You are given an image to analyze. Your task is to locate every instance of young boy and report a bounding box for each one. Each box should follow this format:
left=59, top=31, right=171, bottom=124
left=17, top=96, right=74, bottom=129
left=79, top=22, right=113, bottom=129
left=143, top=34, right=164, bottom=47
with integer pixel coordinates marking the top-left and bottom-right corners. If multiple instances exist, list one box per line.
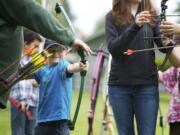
left=34, top=39, right=89, bottom=135
left=10, top=30, right=42, bottom=135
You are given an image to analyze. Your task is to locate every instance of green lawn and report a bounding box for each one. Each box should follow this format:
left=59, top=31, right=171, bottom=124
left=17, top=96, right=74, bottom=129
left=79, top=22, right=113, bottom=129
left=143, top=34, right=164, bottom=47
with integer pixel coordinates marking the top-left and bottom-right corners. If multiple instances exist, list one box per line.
left=0, top=91, right=170, bottom=135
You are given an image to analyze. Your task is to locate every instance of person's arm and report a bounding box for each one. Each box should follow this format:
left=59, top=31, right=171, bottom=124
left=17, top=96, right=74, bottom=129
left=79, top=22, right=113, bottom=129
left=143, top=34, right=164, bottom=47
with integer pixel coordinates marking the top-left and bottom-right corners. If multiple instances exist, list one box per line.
left=106, top=11, right=152, bottom=56
left=31, top=79, right=39, bottom=88
left=158, top=67, right=178, bottom=93
left=169, top=47, right=180, bottom=67
left=67, top=61, right=89, bottom=73
left=0, top=0, right=75, bottom=46
left=105, top=13, right=141, bottom=56
left=0, top=0, right=92, bottom=55
left=158, top=70, right=163, bottom=83
left=160, top=21, right=180, bottom=36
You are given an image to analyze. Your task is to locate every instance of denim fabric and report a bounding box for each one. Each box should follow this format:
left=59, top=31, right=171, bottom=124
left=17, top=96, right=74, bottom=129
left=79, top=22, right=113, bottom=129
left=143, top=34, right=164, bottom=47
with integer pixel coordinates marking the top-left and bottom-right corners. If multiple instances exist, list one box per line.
left=34, top=121, right=70, bottom=135
left=108, top=85, right=159, bottom=135
left=11, top=105, right=37, bottom=135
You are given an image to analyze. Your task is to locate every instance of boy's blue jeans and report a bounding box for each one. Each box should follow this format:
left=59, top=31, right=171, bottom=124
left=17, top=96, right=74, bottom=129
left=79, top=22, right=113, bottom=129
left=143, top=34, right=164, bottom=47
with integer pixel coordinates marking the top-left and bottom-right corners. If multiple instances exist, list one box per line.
left=108, top=85, right=159, bottom=135
left=34, top=120, right=69, bottom=135
left=11, top=105, right=37, bottom=135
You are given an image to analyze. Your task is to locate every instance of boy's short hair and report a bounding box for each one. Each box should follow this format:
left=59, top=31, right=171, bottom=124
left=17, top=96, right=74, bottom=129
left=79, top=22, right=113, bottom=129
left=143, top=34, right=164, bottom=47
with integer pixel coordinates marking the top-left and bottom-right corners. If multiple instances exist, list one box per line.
left=24, top=30, right=42, bottom=44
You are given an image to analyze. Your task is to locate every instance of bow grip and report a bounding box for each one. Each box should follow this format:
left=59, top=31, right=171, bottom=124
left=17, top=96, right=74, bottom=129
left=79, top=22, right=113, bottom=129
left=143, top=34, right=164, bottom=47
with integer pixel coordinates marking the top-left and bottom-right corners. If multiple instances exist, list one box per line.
left=77, top=48, right=87, bottom=76
left=68, top=120, right=75, bottom=130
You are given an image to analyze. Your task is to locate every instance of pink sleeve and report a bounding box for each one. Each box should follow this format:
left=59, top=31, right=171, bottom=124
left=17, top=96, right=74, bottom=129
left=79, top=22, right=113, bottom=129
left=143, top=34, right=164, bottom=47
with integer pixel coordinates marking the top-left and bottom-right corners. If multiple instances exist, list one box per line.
left=161, top=67, right=178, bottom=93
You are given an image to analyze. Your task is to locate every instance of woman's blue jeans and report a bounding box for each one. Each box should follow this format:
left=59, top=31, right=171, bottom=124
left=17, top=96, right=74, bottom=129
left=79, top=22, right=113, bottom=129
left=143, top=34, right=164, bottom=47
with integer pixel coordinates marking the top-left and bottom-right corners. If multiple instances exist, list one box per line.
left=108, top=85, right=159, bottom=135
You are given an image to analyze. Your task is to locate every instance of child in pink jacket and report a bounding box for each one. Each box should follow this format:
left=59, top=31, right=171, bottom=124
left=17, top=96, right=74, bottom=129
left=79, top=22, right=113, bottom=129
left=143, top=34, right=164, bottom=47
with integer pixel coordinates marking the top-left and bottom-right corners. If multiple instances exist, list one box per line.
left=158, top=67, right=180, bottom=135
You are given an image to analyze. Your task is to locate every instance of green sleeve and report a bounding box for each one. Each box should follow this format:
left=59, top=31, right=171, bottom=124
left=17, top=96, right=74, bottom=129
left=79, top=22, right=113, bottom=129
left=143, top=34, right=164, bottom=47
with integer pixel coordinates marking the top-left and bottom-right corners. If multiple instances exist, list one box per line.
left=0, top=0, right=75, bottom=46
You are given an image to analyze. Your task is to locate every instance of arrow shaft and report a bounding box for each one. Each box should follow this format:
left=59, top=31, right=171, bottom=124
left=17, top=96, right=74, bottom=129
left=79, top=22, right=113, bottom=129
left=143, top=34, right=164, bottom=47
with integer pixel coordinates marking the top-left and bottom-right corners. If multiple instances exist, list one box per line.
left=133, top=45, right=179, bottom=53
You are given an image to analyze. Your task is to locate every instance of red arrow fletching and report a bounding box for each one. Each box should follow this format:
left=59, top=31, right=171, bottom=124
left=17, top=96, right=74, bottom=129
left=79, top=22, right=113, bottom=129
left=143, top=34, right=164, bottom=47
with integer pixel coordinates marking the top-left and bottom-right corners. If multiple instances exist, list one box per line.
left=123, top=49, right=135, bottom=55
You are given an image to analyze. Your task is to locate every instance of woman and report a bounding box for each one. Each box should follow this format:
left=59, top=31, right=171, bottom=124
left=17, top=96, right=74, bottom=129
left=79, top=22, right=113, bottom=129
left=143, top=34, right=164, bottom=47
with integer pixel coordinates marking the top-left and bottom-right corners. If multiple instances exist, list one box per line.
left=105, top=0, right=167, bottom=135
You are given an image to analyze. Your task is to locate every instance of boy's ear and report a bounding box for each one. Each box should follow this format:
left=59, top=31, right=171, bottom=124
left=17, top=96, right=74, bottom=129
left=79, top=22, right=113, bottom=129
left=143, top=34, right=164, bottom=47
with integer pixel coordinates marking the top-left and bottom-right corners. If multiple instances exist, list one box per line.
left=24, top=41, right=31, bottom=51
left=24, top=41, right=28, bottom=47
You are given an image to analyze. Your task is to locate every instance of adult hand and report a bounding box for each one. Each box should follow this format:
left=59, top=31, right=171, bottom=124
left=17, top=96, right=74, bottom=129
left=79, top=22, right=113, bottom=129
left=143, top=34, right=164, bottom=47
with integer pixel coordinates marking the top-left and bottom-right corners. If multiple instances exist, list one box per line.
left=135, top=11, right=151, bottom=27
left=71, top=38, right=92, bottom=56
left=160, top=21, right=180, bottom=36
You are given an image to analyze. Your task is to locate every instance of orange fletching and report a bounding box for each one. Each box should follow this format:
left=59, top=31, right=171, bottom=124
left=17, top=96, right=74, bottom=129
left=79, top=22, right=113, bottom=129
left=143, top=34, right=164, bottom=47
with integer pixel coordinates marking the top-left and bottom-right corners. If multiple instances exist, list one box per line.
left=123, top=49, right=134, bottom=55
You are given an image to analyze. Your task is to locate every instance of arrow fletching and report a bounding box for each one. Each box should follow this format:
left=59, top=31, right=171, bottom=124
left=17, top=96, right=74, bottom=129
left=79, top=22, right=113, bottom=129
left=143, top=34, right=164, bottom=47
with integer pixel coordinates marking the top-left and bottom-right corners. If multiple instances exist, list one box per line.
left=123, top=49, right=135, bottom=55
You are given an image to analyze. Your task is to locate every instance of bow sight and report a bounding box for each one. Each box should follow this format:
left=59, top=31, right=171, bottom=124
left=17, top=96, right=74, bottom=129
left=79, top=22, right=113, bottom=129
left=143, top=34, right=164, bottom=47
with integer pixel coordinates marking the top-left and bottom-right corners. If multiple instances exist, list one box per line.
left=161, top=0, right=168, bottom=21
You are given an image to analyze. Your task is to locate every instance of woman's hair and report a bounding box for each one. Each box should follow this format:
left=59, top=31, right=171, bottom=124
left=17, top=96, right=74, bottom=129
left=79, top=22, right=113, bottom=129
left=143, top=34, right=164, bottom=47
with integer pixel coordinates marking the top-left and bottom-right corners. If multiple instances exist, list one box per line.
left=112, top=0, right=155, bottom=27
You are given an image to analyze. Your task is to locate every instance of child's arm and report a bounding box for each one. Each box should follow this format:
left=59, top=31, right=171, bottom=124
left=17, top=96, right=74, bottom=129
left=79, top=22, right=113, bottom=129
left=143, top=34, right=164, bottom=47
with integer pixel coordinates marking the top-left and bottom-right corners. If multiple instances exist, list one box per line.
left=158, top=71, right=164, bottom=83
left=67, top=61, right=89, bottom=73
left=31, top=79, right=39, bottom=88
left=158, top=67, right=178, bottom=93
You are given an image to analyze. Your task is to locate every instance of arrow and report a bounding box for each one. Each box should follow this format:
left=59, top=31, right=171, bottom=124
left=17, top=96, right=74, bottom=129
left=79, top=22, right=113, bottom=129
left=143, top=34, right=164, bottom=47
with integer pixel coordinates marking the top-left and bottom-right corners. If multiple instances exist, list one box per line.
left=123, top=45, right=179, bottom=55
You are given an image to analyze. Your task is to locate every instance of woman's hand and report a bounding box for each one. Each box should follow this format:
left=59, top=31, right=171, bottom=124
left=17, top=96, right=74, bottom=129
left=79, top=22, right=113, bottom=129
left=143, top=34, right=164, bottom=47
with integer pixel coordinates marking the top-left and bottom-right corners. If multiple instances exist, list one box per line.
left=135, top=11, right=151, bottom=27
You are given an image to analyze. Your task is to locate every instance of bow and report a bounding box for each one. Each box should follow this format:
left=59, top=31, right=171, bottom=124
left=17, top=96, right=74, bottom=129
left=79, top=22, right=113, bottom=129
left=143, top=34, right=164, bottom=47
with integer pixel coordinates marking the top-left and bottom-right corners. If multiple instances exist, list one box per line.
left=87, top=46, right=106, bottom=135
left=158, top=0, right=175, bottom=69
left=99, top=94, right=115, bottom=135
left=87, top=47, right=114, bottom=135
left=55, top=2, right=87, bottom=130
left=124, top=0, right=178, bottom=70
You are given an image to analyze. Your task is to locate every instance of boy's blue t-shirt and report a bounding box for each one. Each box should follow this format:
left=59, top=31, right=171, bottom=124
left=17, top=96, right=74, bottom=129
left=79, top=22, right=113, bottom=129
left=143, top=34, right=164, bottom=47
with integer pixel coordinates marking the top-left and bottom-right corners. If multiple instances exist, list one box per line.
left=34, top=59, right=73, bottom=123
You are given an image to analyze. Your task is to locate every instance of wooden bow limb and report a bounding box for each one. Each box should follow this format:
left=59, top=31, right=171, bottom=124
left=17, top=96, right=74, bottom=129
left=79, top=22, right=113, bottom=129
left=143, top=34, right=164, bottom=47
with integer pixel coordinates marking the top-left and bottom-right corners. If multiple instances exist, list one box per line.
left=88, top=47, right=105, bottom=135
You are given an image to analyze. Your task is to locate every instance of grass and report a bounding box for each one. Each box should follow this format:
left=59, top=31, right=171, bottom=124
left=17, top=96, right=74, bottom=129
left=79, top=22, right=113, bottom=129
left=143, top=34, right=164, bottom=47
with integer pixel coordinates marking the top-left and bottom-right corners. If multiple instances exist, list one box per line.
left=0, top=91, right=170, bottom=135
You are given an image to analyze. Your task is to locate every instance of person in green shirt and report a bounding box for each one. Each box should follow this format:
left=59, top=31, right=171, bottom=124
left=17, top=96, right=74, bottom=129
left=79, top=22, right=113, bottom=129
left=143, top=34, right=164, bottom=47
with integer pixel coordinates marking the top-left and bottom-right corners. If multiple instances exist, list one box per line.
left=0, top=0, right=92, bottom=109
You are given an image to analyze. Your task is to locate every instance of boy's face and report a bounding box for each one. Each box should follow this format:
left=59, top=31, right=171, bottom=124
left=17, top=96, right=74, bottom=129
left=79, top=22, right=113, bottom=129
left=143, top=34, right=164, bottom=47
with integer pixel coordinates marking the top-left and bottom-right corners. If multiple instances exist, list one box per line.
left=47, top=45, right=65, bottom=65
left=24, top=39, right=40, bottom=55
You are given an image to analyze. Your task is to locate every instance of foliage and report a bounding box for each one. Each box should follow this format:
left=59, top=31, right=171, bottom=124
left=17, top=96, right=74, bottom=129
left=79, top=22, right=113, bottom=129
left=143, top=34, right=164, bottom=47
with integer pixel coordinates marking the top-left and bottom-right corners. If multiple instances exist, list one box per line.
left=36, top=0, right=42, bottom=4
left=155, top=56, right=172, bottom=71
